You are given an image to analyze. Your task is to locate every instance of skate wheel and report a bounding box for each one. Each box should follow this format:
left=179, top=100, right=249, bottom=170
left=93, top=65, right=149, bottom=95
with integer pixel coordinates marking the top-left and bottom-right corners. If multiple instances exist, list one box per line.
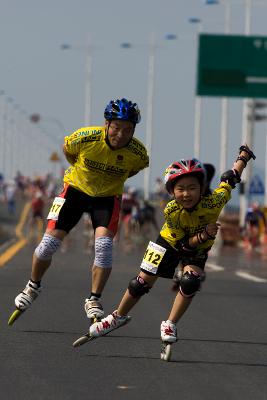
left=8, top=309, right=24, bottom=326
left=73, top=334, right=92, bottom=348
left=160, top=342, right=172, bottom=361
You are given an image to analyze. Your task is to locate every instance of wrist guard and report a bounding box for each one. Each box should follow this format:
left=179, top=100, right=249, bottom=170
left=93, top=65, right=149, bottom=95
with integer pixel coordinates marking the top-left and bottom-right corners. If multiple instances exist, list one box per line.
left=220, top=168, right=241, bottom=188
left=236, top=155, right=248, bottom=167
left=239, top=145, right=256, bottom=160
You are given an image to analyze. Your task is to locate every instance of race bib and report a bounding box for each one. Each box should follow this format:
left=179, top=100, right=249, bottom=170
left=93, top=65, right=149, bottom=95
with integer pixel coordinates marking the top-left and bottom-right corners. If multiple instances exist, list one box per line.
left=47, top=197, right=66, bottom=220
left=140, top=241, right=166, bottom=274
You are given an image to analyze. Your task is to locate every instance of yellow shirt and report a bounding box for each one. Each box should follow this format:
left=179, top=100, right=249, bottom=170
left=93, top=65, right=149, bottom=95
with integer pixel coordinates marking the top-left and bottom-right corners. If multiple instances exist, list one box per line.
left=160, top=182, right=232, bottom=254
left=63, top=126, right=149, bottom=197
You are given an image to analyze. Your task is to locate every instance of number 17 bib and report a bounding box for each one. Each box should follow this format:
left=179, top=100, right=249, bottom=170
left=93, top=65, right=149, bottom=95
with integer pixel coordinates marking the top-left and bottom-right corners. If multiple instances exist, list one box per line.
left=47, top=197, right=66, bottom=220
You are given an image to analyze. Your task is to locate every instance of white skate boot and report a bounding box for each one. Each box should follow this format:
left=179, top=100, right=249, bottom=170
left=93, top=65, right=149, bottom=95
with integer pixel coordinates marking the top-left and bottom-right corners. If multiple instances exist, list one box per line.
left=84, top=298, right=105, bottom=320
left=160, top=320, right=177, bottom=343
left=73, top=310, right=131, bottom=347
left=89, top=310, right=131, bottom=337
left=160, top=320, right=177, bottom=362
left=15, top=280, right=41, bottom=311
left=8, top=280, right=41, bottom=325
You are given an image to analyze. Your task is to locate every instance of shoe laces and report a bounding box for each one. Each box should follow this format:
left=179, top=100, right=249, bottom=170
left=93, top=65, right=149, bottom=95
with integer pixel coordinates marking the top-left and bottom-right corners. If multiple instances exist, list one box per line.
left=23, top=286, right=39, bottom=298
left=86, top=299, right=103, bottom=310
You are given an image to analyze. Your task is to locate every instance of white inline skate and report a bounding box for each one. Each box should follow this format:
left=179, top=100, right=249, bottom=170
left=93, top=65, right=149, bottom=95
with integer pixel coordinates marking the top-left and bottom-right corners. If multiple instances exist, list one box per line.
left=73, top=310, right=131, bottom=347
left=160, top=320, right=177, bottom=361
left=8, top=280, right=41, bottom=325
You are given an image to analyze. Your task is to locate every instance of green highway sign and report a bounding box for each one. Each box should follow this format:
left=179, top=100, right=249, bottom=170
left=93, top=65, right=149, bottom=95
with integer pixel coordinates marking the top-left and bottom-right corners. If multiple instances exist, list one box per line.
left=197, top=34, right=267, bottom=98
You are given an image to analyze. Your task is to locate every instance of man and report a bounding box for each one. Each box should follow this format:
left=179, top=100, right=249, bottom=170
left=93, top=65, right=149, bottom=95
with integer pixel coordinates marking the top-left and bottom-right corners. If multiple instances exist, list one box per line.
left=13, top=98, right=149, bottom=321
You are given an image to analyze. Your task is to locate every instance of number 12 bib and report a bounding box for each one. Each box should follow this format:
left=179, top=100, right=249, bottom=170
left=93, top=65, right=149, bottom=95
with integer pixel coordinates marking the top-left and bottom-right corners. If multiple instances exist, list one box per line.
left=140, top=241, right=166, bottom=274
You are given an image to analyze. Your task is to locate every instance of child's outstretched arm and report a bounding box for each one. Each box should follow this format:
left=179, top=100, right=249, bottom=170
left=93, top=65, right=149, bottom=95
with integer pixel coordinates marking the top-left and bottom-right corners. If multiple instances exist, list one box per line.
left=220, top=144, right=256, bottom=189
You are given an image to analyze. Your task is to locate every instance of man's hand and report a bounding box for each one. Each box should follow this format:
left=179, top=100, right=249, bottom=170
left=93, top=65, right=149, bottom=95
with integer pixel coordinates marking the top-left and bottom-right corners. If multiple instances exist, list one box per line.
left=63, top=145, right=78, bottom=165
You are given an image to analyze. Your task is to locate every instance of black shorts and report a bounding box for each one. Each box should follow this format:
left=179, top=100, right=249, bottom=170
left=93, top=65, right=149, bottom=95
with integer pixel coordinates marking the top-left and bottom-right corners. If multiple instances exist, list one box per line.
left=46, top=184, right=120, bottom=235
left=140, top=235, right=208, bottom=279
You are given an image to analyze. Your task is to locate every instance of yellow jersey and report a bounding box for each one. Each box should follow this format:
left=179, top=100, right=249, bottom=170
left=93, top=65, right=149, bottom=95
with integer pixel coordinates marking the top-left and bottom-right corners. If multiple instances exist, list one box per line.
left=160, top=182, right=232, bottom=254
left=63, top=126, right=149, bottom=197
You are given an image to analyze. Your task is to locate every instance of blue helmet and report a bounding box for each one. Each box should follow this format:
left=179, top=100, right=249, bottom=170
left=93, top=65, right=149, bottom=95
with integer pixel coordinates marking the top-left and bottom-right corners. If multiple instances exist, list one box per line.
left=104, top=98, right=141, bottom=124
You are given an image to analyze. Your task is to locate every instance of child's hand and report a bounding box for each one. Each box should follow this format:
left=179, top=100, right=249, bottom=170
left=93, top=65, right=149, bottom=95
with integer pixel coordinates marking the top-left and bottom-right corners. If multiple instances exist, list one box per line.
left=205, top=222, right=220, bottom=239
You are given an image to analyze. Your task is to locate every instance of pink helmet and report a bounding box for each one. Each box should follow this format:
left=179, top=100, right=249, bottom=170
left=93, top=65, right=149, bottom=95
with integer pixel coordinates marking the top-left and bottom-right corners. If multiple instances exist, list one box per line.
left=164, top=158, right=206, bottom=193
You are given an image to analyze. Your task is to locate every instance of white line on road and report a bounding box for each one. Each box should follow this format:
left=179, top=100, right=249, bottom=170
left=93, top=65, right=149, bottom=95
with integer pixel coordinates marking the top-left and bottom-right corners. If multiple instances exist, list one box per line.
left=235, top=270, right=267, bottom=283
left=206, top=262, right=224, bottom=271
left=204, top=262, right=267, bottom=283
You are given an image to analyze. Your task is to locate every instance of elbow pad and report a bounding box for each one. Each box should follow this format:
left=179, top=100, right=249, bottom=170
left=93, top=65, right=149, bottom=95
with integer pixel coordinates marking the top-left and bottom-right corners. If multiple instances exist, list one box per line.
left=220, top=169, right=241, bottom=189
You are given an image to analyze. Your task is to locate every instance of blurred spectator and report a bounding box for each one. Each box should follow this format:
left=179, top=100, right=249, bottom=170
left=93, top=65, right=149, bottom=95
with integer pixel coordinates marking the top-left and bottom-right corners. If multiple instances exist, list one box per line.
left=243, top=202, right=267, bottom=248
left=154, top=177, right=169, bottom=209
left=138, top=200, right=159, bottom=238
left=15, top=171, right=27, bottom=197
left=5, top=180, right=17, bottom=215
left=29, top=189, right=45, bottom=242
left=115, top=186, right=140, bottom=244
left=0, top=173, right=5, bottom=202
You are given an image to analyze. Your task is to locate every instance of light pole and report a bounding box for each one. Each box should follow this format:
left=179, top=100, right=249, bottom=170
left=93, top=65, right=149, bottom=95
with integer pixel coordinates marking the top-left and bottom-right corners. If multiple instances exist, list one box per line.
left=188, top=17, right=203, bottom=159
left=143, top=32, right=156, bottom=201
left=0, top=91, right=7, bottom=177
left=265, top=124, right=267, bottom=206
left=121, top=35, right=156, bottom=200
left=61, top=36, right=93, bottom=126
left=120, top=33, right=177, bottom=199
left=205, top=0, right=231, bottom=175
left=240, top=0, right=252, bottom=227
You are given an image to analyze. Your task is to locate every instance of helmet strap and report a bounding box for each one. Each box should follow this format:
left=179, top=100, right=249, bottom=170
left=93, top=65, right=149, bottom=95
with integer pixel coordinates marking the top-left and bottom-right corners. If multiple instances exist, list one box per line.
left=105, top=121, right=112, bottom=148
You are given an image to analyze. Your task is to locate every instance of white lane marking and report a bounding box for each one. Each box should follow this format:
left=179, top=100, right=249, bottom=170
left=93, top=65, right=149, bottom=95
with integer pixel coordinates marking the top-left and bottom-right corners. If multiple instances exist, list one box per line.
left=236, top=270, right=267, bottom=283
left=206, top=262, right=224, bottom=271
left=0, top=238, right=16, bottom=253
left=205, top=262, right=267, bottom=283
left=117, top=386, right=134, bottom=390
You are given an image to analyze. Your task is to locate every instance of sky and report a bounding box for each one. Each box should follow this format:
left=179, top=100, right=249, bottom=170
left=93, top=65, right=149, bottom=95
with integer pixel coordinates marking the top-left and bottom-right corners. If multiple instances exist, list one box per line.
left=1, top=0, right=267, bottom=203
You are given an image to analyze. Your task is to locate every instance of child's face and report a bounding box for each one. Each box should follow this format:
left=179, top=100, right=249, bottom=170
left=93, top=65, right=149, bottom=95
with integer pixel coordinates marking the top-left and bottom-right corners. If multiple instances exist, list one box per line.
left=173, top=176, right=202, bottom=209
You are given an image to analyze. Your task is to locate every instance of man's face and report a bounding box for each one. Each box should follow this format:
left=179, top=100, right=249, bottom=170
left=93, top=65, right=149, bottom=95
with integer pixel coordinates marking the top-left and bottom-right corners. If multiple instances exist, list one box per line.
left=106, top=120, right=135, bottom=149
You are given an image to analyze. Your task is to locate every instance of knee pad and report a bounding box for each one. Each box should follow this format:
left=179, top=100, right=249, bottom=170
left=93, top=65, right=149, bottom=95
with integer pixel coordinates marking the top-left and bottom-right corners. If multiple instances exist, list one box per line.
left=34, top=233, right=62, bottom=261
left=179, top=271, right=201, bottom=298
left=94, top=236, right=113, bottom=269
left=128, top=275, right=151, bottom=298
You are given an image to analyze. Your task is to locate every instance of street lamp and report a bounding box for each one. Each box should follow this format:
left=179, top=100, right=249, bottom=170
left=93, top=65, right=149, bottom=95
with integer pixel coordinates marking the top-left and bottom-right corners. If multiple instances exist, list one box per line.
left=30, top=113, right=65, bottom=177
left=30, top=114, right=65, bottom=137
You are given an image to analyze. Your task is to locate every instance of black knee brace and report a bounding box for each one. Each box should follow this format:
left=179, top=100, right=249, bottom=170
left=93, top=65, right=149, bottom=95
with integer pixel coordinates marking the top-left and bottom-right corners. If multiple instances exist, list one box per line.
left=128, top=276, right=151, bottom=298
left=179, top=271, right=201, bottom=298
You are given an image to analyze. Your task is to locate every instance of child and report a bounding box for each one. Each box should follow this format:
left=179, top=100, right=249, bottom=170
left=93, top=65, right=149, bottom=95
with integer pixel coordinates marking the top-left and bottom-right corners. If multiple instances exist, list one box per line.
left=88, top=144, right=255, bottom=345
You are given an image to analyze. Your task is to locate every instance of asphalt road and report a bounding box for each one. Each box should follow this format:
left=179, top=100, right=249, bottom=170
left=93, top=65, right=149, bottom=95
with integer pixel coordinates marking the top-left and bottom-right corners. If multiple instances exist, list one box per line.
left=0, top=214, right=267, bottom=400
